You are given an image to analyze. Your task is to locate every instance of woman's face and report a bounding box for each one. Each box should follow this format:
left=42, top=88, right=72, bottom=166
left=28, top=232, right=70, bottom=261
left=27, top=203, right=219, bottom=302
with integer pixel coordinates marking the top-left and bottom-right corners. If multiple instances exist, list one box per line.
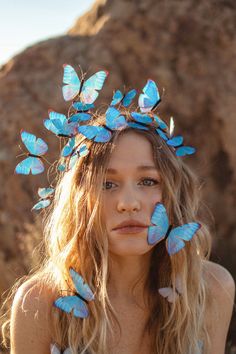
left=102, top=131, right=162, bottom=256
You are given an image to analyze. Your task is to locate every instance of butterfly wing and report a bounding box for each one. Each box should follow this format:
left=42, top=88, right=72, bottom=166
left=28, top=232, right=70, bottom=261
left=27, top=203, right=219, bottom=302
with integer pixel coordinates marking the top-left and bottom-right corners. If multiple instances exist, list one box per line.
left=54, top=295, right=89, bottom=318
left=153, top=115, right=168, bottom=130
left=106, top=107, right=127, bottom=130
left=69, top=268, right=94, bottom=302
left=122, top=89, right=137, bottom=107
left=61, top=137, right=76, bottom=157
left=81, top=70, right=108, bottom=104
left=167, top=222, right=201, bottom=255
left=15, top=156, right=45, bottom=175
left=78, top=125, right=112, bottom=142
left=158, top=287, right=177, bottom=303
left=111, top=90, right=123, bottom=106
left=175, top=146, right=196, bottom=157
left=147, top=203, right=169, bottom=245
left=50, top=343, right=60, bottom=354
left=131, top=112, right=152, bottom=124
left=32, top=199, right=51, bottom=211
left=68, top=112, right=91, bottom=123
left=138, top=79, right=161, bottom=112
left=21, top=131, right=48, bottom=156
left=38, top=187, right=54, bottom=198
left=156, top=128, right=168, bottom=141
left=167, top=135, right=183, bottom=147
left=127, top=122, right=149, bottom=130
left=62, top=64, right=81, bottom=101
left=73, top=102, right=94, bottom=112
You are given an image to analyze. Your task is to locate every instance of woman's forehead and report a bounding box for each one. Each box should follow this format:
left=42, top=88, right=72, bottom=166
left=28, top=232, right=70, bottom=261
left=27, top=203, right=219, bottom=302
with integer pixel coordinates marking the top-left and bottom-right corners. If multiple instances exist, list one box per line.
left=106, top=131, right=157, bottom=171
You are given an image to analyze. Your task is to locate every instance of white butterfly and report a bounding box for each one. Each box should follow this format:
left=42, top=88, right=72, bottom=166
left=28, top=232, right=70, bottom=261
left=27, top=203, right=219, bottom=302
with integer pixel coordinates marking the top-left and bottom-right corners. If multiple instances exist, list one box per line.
left=158, top=275, right=183, bottom=303
left=50, top=343, right=72, bottom=354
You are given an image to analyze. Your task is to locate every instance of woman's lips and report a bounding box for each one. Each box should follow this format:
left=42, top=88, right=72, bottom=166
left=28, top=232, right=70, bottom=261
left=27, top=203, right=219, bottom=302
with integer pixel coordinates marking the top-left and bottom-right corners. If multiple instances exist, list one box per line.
left=113, top=226, right=148, bottom=234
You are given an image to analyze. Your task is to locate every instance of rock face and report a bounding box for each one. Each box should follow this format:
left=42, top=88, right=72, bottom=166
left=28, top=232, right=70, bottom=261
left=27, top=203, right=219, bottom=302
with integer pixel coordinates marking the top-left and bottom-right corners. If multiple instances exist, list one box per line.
left=0, top=0, right=235, bottom=347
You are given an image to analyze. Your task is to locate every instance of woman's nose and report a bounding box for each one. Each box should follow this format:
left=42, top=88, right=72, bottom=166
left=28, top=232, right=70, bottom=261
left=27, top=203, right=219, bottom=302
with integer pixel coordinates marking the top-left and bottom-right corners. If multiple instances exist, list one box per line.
left=116, top=186, right=141, bottom=213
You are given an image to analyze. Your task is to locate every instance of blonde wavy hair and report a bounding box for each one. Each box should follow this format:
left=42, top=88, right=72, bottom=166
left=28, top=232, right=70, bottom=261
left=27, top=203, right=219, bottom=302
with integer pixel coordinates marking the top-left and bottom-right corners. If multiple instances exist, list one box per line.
left=1, top=110, right=212, bottom=354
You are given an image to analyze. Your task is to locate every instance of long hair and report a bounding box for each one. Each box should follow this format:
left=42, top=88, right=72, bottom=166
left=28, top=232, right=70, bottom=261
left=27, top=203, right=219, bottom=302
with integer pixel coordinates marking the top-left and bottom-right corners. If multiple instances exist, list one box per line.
left=1, top=110, right=212, bottom=354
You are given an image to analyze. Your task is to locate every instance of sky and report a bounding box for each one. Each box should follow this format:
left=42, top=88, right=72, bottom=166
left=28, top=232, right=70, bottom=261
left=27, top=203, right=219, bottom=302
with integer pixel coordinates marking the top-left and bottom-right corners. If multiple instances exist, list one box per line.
left=0, top=0, right=95, bottom=66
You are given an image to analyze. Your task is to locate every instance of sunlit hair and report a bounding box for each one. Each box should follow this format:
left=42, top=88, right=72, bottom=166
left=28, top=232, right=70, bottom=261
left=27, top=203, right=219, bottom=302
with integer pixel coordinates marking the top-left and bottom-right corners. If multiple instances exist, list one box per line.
left=1, top=109, right=212, bottom=354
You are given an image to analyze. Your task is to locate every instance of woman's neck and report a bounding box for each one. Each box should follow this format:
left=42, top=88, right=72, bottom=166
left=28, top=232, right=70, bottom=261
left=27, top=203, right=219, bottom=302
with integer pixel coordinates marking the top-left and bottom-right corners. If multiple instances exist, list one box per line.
left=107, top=252, right=152, bottom=303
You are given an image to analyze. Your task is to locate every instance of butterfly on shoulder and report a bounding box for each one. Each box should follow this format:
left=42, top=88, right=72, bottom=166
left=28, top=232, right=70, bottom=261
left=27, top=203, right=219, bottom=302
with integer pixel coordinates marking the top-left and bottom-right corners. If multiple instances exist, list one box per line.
left=147, top=203, right=201, bottom=255
left=32, top=187, right=55, bottom=211
left=158, top=274, right=183, bottom=303
left=62, top=64, right=108, bottom=103
left=110, top=89, right=137, bottom=108
left=78, top=106, right=127, bottom=143
left=15, top=131, right=48, bottom=175
left=138, top=79, right=162, bottom=113
left=54, top=268, right=95, bottom=318
left=50, top=343, right=72, bottom=354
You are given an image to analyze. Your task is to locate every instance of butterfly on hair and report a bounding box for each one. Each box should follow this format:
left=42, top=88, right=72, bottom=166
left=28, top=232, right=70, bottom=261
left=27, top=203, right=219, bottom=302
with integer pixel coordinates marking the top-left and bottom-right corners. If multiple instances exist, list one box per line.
left=32, top=187, right=55, bottom=211
left=110, top=88, right=137, bottom=108
left=62, top=64, right=109, bottom=104
left=78, top=106, right=127, bottom=143
left=138, top=79, right=162, bottom=113
left=158, top=274, right=183, bottom=303
left=54, top=268, right=94, bottom=318
left=50, top=343, right=72, bottom=354
left=15, top=131, right=48, bottom=175
left=147, top=203, right=201, bottom=255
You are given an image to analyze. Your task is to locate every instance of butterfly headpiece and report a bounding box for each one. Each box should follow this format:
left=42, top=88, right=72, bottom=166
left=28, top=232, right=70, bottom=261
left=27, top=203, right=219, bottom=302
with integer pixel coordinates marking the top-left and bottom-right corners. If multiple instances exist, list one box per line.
left=15, top=64, right=196, bottom=209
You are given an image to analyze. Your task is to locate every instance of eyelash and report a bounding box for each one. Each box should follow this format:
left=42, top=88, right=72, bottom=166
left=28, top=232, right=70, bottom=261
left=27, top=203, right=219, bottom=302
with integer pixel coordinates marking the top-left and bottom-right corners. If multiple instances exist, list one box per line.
left=103, top=177, right=159, bottom=190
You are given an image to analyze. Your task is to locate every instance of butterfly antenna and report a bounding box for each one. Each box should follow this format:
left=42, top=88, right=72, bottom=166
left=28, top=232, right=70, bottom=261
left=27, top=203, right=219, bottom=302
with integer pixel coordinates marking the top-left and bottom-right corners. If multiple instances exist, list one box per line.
left=16, top=152, right=26, bottom=158
left=161, top=87, right=166, bottom=99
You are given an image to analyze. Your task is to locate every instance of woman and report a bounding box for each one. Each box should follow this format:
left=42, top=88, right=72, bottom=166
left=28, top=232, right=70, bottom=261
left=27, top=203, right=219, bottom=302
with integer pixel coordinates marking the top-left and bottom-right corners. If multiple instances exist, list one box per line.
left=1, top=73, right=235, bottom=354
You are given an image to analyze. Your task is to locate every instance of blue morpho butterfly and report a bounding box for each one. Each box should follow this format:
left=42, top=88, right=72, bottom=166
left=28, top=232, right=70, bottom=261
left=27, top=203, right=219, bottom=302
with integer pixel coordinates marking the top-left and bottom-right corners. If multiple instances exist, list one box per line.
left=58, top=139, right=89, bottom=171
left=15, top=131, right=48, bottom=175
left=62, top=64, right=108, bottom=103
left=54, top=268, right=95, bottom=318
left=32, top=187, right=55, bottom=211
left=156, top=128, right=196, bottom=157
left=110, top=89, right=137, bottom=107
left=44, top=111, right=78, bottom=137
left=68, top=102, right=95, bottom=124
left=138, top=79, right=161, bottom=113
left=78, top=106, right=127, bottom=143
left=148, top=203, right=201, bottom=255
left=127, top=111, right=153, bottom=131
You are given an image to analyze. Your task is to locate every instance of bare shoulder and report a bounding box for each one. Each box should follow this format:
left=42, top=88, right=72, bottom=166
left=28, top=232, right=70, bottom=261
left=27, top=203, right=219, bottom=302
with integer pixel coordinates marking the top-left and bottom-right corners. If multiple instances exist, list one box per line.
left=11, top=276, right=58, bottom=354
left=202, top=260, right=235, bottom=353
left=203, top=260, right=235, bottom=300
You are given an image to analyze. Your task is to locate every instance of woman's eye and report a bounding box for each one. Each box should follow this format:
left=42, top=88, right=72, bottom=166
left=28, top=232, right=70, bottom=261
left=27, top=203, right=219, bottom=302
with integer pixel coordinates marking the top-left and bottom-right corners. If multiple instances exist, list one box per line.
left=103, top=181, right=116, bottom=190
left=140, top=178, right=159, bottom=186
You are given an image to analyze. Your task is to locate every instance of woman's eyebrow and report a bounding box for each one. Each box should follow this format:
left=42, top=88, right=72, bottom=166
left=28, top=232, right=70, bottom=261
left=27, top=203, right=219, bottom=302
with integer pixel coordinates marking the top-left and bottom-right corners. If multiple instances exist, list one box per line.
left=106, top=165, right=158, bottom=174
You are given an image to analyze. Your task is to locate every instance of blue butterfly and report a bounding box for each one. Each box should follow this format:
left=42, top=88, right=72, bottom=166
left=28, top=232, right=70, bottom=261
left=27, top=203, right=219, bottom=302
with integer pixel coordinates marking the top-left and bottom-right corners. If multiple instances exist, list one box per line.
left=62, top=64, right=108, bottom=103
left=44, top=111, right=78, bottom=137
left=68, top=102, right=94, bottom=124
left=58, top=143, right=89, bottom=172
left=138, top=79, right=161, bottom=113
left=72, top=102, right=95, bottom=112
left=78, top=107, right=127, bottom=142
left=156, top=129, right=196, bottom=157
left=147, top=203, right=200, bottom=255
left=153, top=114, right=168, bottom=130
left=111, top=89, right=137, bottom=107
left=32, top=187, right=55, bottom=211
left=15, top=131, right=48, bottom=175
left=61, top=137, right=76, bottom=157
left=54, top=268, right=95, bottom=318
